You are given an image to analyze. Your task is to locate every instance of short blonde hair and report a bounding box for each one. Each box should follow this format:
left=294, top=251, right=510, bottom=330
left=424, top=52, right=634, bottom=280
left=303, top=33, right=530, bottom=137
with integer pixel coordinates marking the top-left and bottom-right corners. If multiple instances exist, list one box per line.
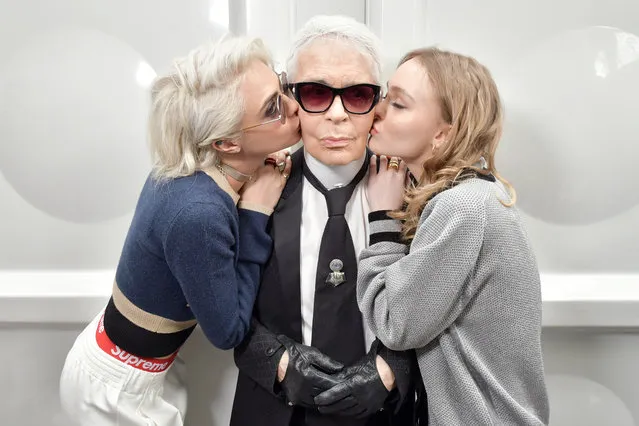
left=286, top=15, right=382, bottom=84
left=148, top=36, right=272, bottom=180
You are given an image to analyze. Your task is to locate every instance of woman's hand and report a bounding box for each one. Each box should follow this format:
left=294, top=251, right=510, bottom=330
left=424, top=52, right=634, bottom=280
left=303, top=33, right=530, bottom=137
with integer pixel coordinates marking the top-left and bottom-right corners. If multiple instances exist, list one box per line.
left=240, top=155, right=292, bottom=211
left=265, top=149, right=290, bottom=172
left=367, top=155, right=407, bottom=212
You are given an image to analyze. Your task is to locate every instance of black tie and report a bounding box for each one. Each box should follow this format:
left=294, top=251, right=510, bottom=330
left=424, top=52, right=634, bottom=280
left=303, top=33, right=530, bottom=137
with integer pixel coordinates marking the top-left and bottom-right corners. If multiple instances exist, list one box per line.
left=303, top=156, right=369, bottom=366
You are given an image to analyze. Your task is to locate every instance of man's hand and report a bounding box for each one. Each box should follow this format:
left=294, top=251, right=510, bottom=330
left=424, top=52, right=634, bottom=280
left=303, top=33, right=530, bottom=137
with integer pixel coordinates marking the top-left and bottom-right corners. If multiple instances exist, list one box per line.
left=276, top=335, right=344, bottom=408
left=314, top=345, right=392, bottom=418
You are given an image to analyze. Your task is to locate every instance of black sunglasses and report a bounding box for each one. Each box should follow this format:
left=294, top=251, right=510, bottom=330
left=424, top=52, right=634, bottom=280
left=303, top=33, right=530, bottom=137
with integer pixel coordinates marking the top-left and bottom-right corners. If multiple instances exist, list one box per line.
left=288, top=82, right=381, bottom=115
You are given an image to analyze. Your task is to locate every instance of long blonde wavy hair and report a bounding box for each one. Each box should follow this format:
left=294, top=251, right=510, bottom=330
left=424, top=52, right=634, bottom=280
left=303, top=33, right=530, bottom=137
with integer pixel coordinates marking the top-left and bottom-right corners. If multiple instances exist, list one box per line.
left=391, top=47, right=516, bottom=241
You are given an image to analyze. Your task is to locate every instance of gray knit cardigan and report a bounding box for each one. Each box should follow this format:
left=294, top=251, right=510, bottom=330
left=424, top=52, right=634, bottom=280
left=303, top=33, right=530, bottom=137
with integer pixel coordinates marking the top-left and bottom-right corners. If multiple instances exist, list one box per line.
left=357, top=177, right=549, bottom=425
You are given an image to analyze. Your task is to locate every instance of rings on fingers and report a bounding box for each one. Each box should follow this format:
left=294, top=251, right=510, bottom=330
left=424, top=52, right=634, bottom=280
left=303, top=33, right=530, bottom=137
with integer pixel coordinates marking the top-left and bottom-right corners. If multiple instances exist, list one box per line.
left=282, top=173, right=289, bottom=179
left=277, top=162, right=286, bottom=173
left=388, top=158, right=400, bottom=170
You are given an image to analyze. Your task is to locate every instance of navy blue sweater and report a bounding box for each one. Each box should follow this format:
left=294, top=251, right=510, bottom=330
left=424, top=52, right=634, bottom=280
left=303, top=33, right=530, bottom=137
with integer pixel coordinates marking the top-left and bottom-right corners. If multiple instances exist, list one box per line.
left=103, top=169, right=272, bottom=356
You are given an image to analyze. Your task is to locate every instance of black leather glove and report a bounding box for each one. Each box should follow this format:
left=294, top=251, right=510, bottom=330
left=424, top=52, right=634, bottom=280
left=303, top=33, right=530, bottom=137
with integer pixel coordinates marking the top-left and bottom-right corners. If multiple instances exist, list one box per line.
left=313, top=343, right=390, bottom=418
left=277, top=335, right=344, bottom=408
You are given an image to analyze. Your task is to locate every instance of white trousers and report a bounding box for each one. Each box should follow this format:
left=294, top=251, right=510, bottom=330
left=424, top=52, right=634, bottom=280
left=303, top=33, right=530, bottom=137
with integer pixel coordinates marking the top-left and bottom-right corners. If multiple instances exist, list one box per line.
left=60, top=312, right=188, bottom=426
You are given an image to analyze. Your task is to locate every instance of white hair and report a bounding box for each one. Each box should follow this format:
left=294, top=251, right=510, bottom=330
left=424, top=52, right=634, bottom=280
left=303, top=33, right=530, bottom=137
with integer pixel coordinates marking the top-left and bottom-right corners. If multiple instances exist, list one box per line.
left=148, top=36, right=273, bottom=180
left=286, top=15, right=382, bottom=84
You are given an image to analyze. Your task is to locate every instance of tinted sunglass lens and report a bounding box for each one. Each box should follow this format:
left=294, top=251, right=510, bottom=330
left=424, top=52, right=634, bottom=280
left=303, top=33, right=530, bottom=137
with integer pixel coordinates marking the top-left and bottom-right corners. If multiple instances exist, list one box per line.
left=342, top=85, right=377, bottom=113
left=298, top=83, right=333, bottom=112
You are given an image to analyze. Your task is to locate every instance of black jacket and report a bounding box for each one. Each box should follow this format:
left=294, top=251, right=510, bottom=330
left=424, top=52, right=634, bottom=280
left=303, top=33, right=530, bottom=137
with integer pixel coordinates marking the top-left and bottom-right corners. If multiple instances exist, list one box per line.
left=230, top=149, right=419, bottom=426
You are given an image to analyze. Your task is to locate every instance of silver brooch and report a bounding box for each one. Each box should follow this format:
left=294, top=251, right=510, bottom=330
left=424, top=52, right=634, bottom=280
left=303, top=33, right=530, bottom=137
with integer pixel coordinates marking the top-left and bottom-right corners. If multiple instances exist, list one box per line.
left=326, top=259, right=346, bottom=287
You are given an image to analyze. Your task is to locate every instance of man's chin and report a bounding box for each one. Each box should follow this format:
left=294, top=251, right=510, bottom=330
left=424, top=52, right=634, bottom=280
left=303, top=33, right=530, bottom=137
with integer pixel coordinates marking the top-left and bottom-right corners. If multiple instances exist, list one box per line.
left=317, top=147, right=365, bottom=166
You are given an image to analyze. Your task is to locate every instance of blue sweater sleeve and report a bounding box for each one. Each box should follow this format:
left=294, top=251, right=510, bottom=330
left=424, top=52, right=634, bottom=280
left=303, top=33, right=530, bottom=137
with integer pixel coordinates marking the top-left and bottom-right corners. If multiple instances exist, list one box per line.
left=164, top=199, right=272, bottom=350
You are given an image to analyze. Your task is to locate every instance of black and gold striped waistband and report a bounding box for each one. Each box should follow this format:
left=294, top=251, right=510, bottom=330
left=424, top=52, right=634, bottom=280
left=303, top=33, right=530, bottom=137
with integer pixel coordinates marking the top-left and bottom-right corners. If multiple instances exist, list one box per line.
left=102, top=282, right=197, bottom=358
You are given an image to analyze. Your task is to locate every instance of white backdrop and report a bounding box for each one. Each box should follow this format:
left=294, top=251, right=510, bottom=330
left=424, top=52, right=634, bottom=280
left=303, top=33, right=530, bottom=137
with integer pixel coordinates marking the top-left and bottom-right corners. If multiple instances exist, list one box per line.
left=1, top=0, right=638, bottom=425
left=1, top=0, right=637, bottom=272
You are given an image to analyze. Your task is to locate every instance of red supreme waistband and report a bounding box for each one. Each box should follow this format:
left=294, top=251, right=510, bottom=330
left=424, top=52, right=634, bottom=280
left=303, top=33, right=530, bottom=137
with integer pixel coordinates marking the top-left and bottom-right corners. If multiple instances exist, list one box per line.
left=95, top=315, right=177, bottom=373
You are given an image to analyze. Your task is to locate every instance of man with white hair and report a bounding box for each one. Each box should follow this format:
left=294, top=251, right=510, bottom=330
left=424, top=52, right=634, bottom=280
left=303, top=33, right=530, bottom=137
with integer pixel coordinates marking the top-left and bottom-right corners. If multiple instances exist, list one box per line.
left=231, top=15, right=418, bottom=426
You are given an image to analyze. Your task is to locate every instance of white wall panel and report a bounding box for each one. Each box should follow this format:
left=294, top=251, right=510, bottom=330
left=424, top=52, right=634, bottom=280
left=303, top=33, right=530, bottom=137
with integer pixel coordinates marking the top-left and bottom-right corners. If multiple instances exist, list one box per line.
left=0, top=0, right=229, bottom=269
left=2, top=1, right=639, bottom=425
left=367, top=0, right=429, bottom=78
left=295, top=0, right=366, bottom=29
left=242, top=0, right=366, bottom=69
left=371, top=0, right=639, bottom=272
